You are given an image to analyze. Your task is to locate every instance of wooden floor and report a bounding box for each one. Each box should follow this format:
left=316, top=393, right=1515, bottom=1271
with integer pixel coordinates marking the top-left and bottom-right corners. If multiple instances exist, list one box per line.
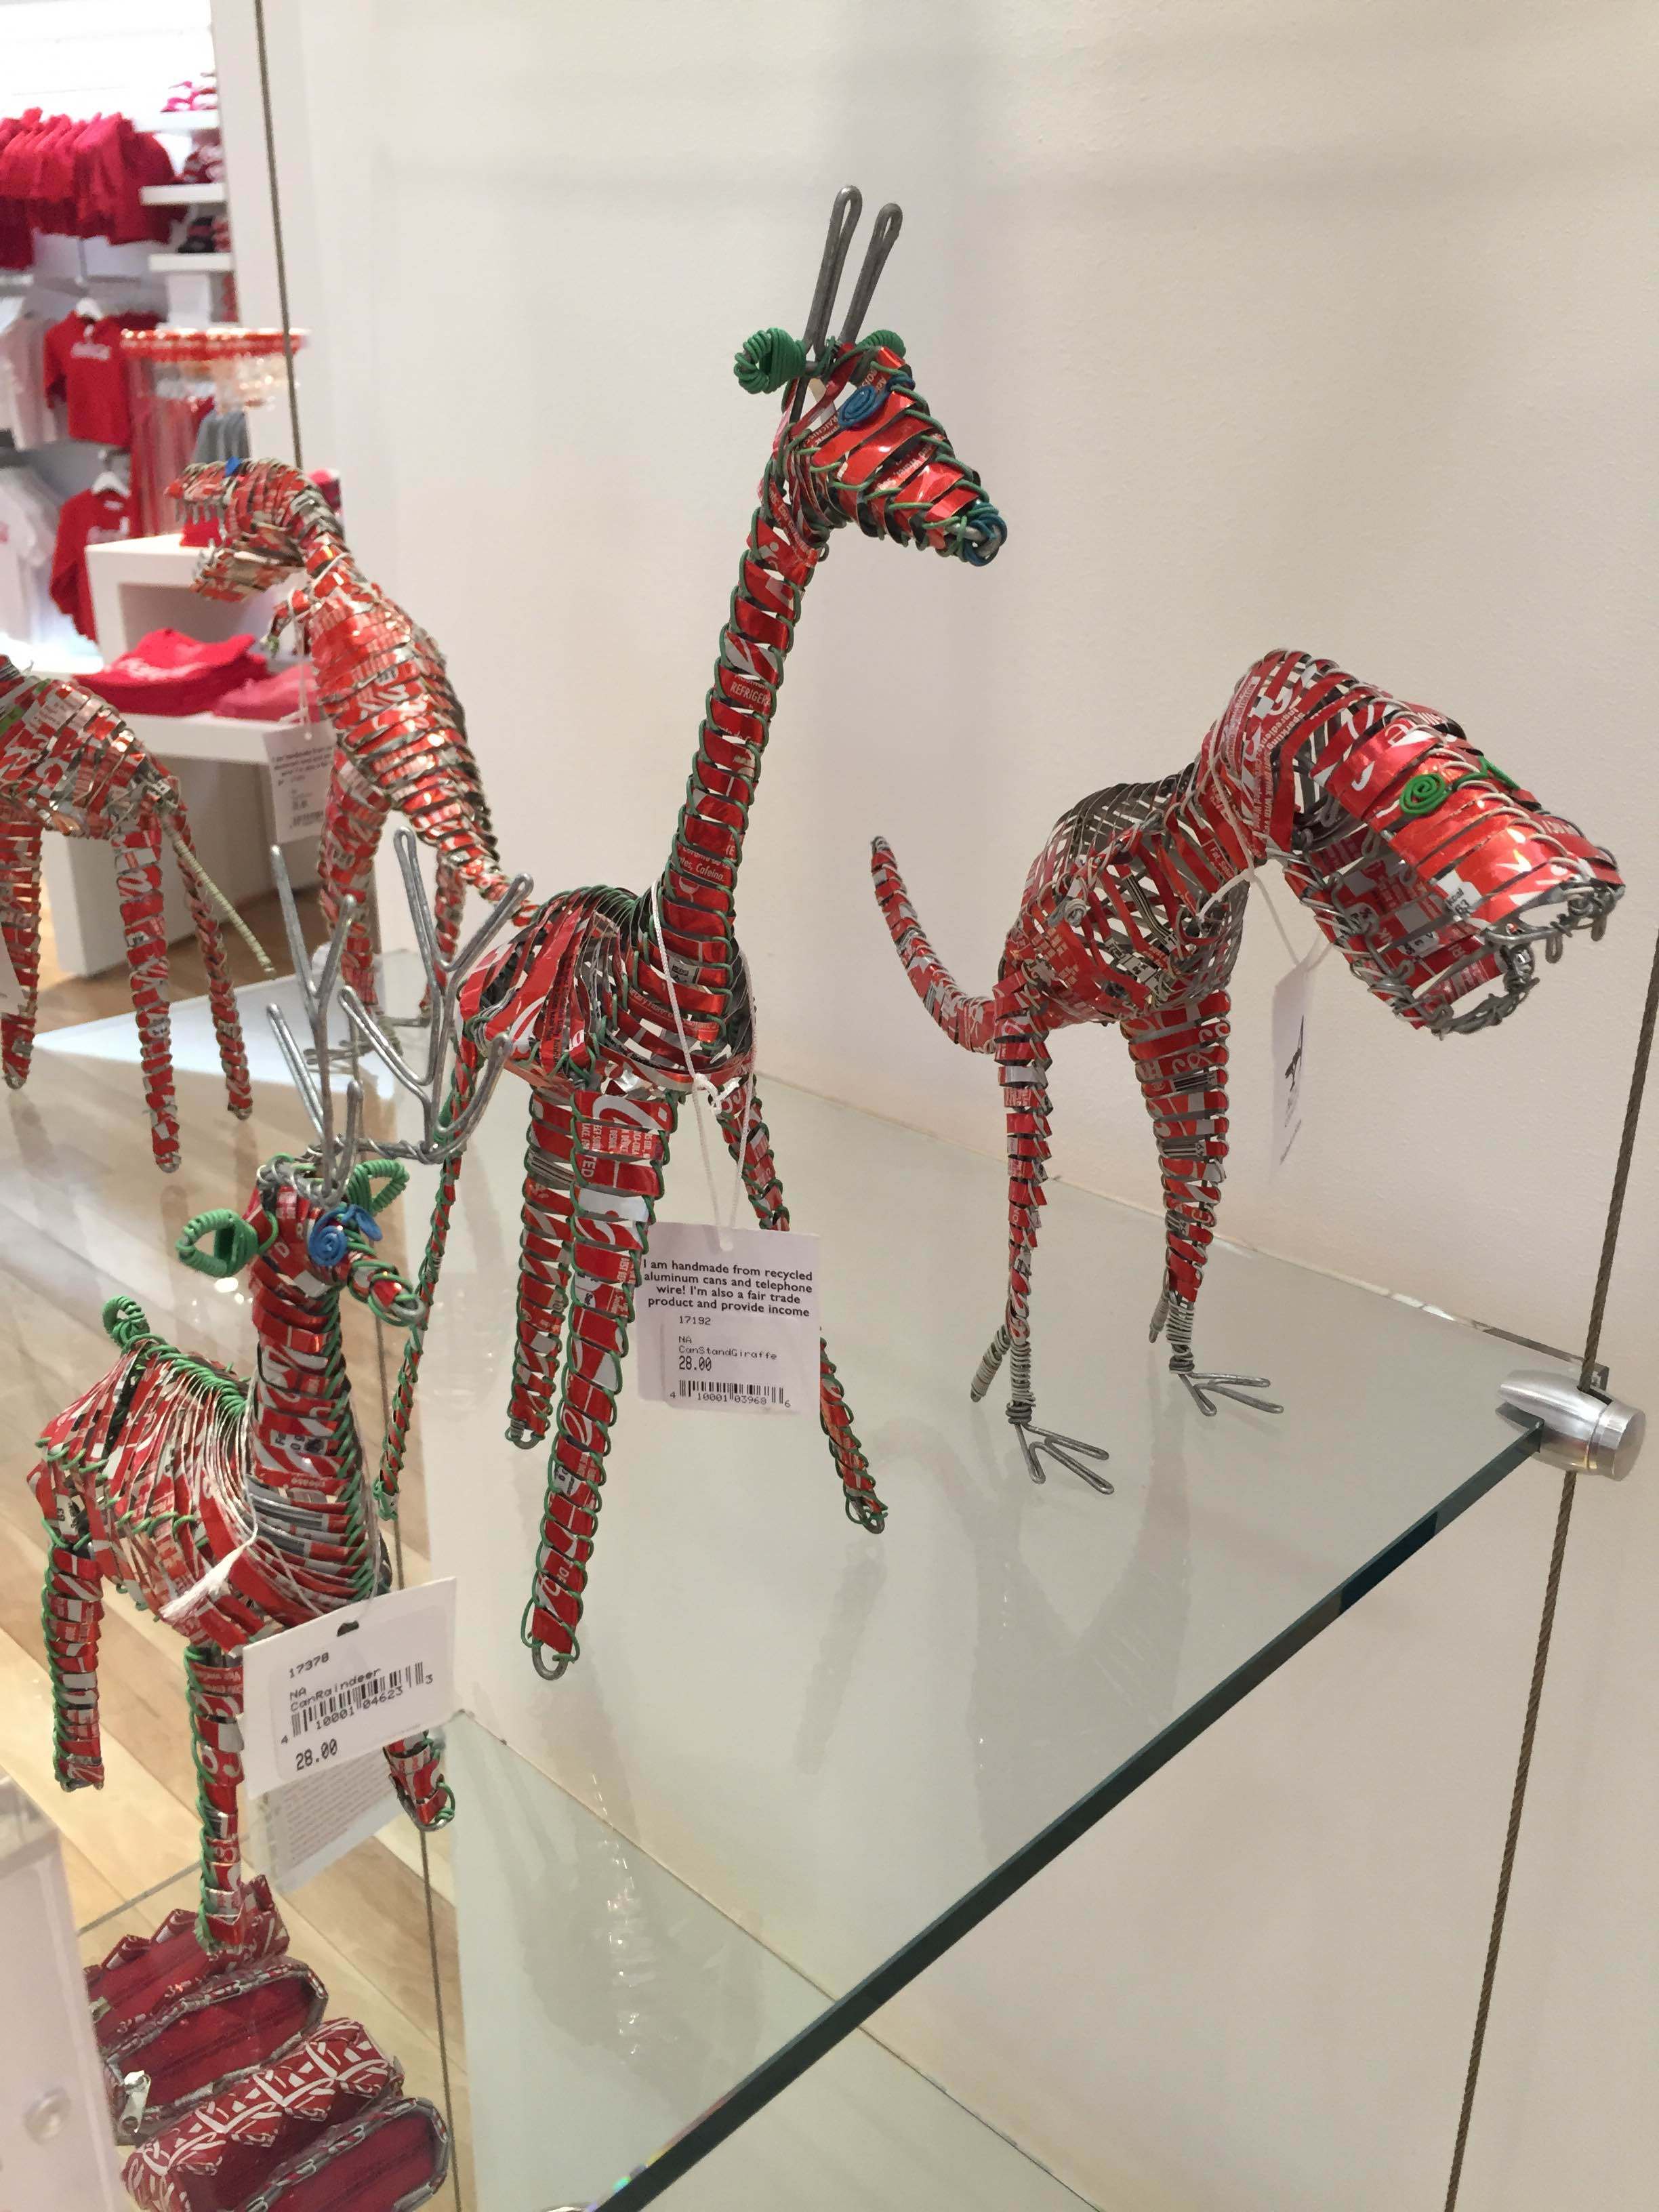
left=0, top=921, right=473, bottom=2206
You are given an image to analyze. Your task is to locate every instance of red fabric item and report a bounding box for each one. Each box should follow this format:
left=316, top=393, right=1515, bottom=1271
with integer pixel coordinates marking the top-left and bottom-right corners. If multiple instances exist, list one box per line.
left=81, top=627, right=264, bottom=716
left=213, top=663, right=312, bottom=722
left=43, top=310, right=159, bottom=443
left=49, top=486, right=133, bottom=639
left=0, top=113, right=40, bottom=265
left=0, top=110, right=173, bottom=249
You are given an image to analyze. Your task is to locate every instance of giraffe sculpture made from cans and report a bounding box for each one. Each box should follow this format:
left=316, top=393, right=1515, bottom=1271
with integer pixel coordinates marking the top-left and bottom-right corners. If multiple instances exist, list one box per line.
left=0, top=656, right=255, bottom=1170
left=167, top=457, right=515, bottom=1003
left=370, top=190, right=1007, bottom=1679
left=871, top=647, right=1623, bottom=1486
left=26, top=836, right=528, bottom=1952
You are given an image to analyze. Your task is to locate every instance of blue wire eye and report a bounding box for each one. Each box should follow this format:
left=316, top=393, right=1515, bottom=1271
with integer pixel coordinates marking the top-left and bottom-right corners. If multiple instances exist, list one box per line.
left=306, top=1214, right=349, bottom=1268
left=837, top=382, right=882, bottom=429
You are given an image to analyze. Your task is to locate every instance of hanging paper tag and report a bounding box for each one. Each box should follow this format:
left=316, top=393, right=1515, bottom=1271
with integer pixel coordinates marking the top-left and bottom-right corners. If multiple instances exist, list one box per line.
left=246, top=1748, right=399, bottom=1892
left=239, top=1580, right=457, bottom=1799
left=264, top=716, right=331, bottom=842
left=1270, top=953, right=1318, bottom=1170
left=638, top=1221, right=819, bottom=1414
left=0, top=928, right=25, bottom=1017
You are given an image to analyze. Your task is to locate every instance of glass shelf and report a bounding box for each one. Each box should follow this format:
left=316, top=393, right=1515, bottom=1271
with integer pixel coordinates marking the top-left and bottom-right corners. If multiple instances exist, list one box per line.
left=12, top=971, right=1567, bottom=2209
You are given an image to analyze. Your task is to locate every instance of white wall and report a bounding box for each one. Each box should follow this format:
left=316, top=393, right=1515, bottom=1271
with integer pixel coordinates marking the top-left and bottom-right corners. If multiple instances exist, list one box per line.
left=233, top=5, right=1657, bottom=2205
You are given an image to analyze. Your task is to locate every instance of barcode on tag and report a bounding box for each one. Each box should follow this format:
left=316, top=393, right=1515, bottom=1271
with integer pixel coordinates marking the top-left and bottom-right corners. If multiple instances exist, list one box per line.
left=290, top=1660, right=432, bottom=1738
left=675, top=1377, right=787, bottom=1407
left=240, top=1580, right=456, bottom=1798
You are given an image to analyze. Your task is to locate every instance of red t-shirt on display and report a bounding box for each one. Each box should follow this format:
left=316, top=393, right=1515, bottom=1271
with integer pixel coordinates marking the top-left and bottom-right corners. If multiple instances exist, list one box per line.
left=49, top=485, right=133, bottom=640
left=42, top=311, right=158, bottom=445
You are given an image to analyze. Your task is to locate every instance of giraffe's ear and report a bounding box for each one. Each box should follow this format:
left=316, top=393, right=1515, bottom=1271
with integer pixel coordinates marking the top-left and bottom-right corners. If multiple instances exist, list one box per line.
left=177, top=1209, right=264, bottom=1278
left=345, top=1158, right=408, bottom=1216
left=734, top=327, right=806, bottom=395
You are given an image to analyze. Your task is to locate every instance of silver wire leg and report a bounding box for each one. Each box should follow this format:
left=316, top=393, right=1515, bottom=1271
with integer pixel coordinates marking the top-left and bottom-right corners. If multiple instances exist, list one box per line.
left=1003, top=1339, right=1114, bottom=1494
left=1155, top=1292, right=1282, bottom=1417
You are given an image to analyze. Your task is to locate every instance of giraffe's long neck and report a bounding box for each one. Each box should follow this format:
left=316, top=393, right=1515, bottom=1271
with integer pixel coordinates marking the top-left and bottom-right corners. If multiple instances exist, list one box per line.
left=649, top=463, right=829, bottom=991
left=243, top=1256, right=377, bottom=1607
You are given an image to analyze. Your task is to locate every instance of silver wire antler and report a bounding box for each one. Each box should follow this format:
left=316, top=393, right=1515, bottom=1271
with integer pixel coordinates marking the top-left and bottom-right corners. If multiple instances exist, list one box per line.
left=265, top=832, right=532, bottom=1186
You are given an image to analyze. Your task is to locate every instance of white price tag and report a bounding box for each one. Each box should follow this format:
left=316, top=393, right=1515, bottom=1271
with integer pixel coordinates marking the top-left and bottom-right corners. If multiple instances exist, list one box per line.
left=0, top=928, right=25, bottom=1017
left=264, top=716, right=332, bottom=842
left=239, top=1580, right=456, bottom=1799
left=1270, top=952, right=1318, bottom=1170
left=247, top=1750, right=399, bottom=1893
left=638, top=1222, right=819, bottom=1414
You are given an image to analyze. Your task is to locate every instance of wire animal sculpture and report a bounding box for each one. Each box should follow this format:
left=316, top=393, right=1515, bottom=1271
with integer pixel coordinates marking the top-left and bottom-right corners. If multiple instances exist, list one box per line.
left=375, top=188, right=1006, bottom=1681
left=167, top=457, right=512, bottom=1002
left=26, top=834, right=528, bottom=1949
left=872, top=647, right=1622, bottom=1484
left=1, top=656, right=256, bottom=1171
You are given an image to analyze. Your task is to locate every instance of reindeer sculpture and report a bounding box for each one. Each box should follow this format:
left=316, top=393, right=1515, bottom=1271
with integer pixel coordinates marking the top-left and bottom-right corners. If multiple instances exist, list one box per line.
left=1, top=656, right=256, bottom=1171
left=872, top=647, right=1622, bottom=1485
left=26, top=835, right=528, bottom=1949
left=372, top=189, right=1006, bottom=1681
left=167, top=457, right=512, bottom=1002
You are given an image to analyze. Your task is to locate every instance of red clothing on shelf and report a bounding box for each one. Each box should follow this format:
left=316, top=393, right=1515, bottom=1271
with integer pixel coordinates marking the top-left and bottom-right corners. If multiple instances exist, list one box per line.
left=0, top=110, right=176, bottom=258
left=213, top=662, right=312, bottom=722
left=43, top=311, right=159, bottom=445
left=49, top=485, right=132, bottom=639
left=81, top=628, right=264, bottom=718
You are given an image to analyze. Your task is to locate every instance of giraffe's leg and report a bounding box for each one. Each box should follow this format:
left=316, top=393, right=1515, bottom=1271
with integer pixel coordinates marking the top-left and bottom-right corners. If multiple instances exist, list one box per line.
left=521, top=1086, right=677, bottom=1680
left=0, top=818, right=43, bottom=1092
left=714, top=1081, right=886, bottom=1532
left=42, top=1538, right=104, bottom=1790
left=506, top=1089, right=577, bottom=1451
left=384, top=1731, right=455, bottom=1829
left=165, top=796, right=253, bottom=1121
left=1126, top=990, right=1280, bottom=1416
left=184, top=1643, right=249, bottom=1952
left=975, top=1009, right=1113, bottom=1492
left=112, top=815, right=180, bottom=1172
left=317, top=749, right=386, bottom=1004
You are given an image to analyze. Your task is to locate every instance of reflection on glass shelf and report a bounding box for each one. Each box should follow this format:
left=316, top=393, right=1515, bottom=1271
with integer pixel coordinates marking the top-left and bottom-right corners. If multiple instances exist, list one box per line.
left=398, top=1048, right=1561, bottom=2201
left=446, top=1717, right=1088, bottom=2211
left=411, top=1063, right=1559, bottom=1981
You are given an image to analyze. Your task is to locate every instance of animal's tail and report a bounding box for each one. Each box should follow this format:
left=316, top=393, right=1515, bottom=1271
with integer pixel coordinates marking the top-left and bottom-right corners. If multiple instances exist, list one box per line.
left=869, top=837, right=996, bottom=1054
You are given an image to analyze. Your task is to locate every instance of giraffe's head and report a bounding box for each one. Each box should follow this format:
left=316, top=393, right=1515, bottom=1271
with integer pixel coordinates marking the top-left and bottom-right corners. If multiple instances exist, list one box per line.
left=733, top=190, right=1005, bottom=567
left=1248, top=653, right=1623, bottom=1034
left=178, top=1158, right=424, bottom=1327
left=167, top=457, right=343, bottom=600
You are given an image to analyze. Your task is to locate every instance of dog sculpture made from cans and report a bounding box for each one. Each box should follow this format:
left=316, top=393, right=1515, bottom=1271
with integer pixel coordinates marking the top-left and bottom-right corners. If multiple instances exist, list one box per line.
left=371, top=189, right=1006, bottom=1680
left=167, top=457, right=512, bottom=1003
left=871, top=647, right=1623, bottom=1487
left=26, top=836, right=527, bottom=1950
left=0, top=657, right=255, bottom=1170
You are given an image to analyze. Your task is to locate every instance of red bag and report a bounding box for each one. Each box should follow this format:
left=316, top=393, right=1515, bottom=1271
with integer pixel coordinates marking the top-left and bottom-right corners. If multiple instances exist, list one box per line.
left=123, top=2020, right=403, bottom=2212
left=85, top=1877, right=288, bottom=2049
left=103, top=1957, right=327, bottom=2145
left=241, top=2099, right=450, bottom=2212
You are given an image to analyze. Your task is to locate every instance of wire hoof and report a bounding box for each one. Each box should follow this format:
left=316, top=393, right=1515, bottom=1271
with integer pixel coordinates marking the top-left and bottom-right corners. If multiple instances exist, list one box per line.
left=529, top=1637, right=574, bottom=1681
left=371, top=1481, right=400, bottom=1519
left=504, top=1419, right=542, bottom=1450
left=230, top=1103, right=254, bottom=1120
left=845, top=1492, right=887, bottom=1534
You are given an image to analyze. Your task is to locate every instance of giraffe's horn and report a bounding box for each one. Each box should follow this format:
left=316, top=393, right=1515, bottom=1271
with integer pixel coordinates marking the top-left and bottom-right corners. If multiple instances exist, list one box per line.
left=838, top=202, right=903, bottom=346
left=800, top=184, right=863, bottom=363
